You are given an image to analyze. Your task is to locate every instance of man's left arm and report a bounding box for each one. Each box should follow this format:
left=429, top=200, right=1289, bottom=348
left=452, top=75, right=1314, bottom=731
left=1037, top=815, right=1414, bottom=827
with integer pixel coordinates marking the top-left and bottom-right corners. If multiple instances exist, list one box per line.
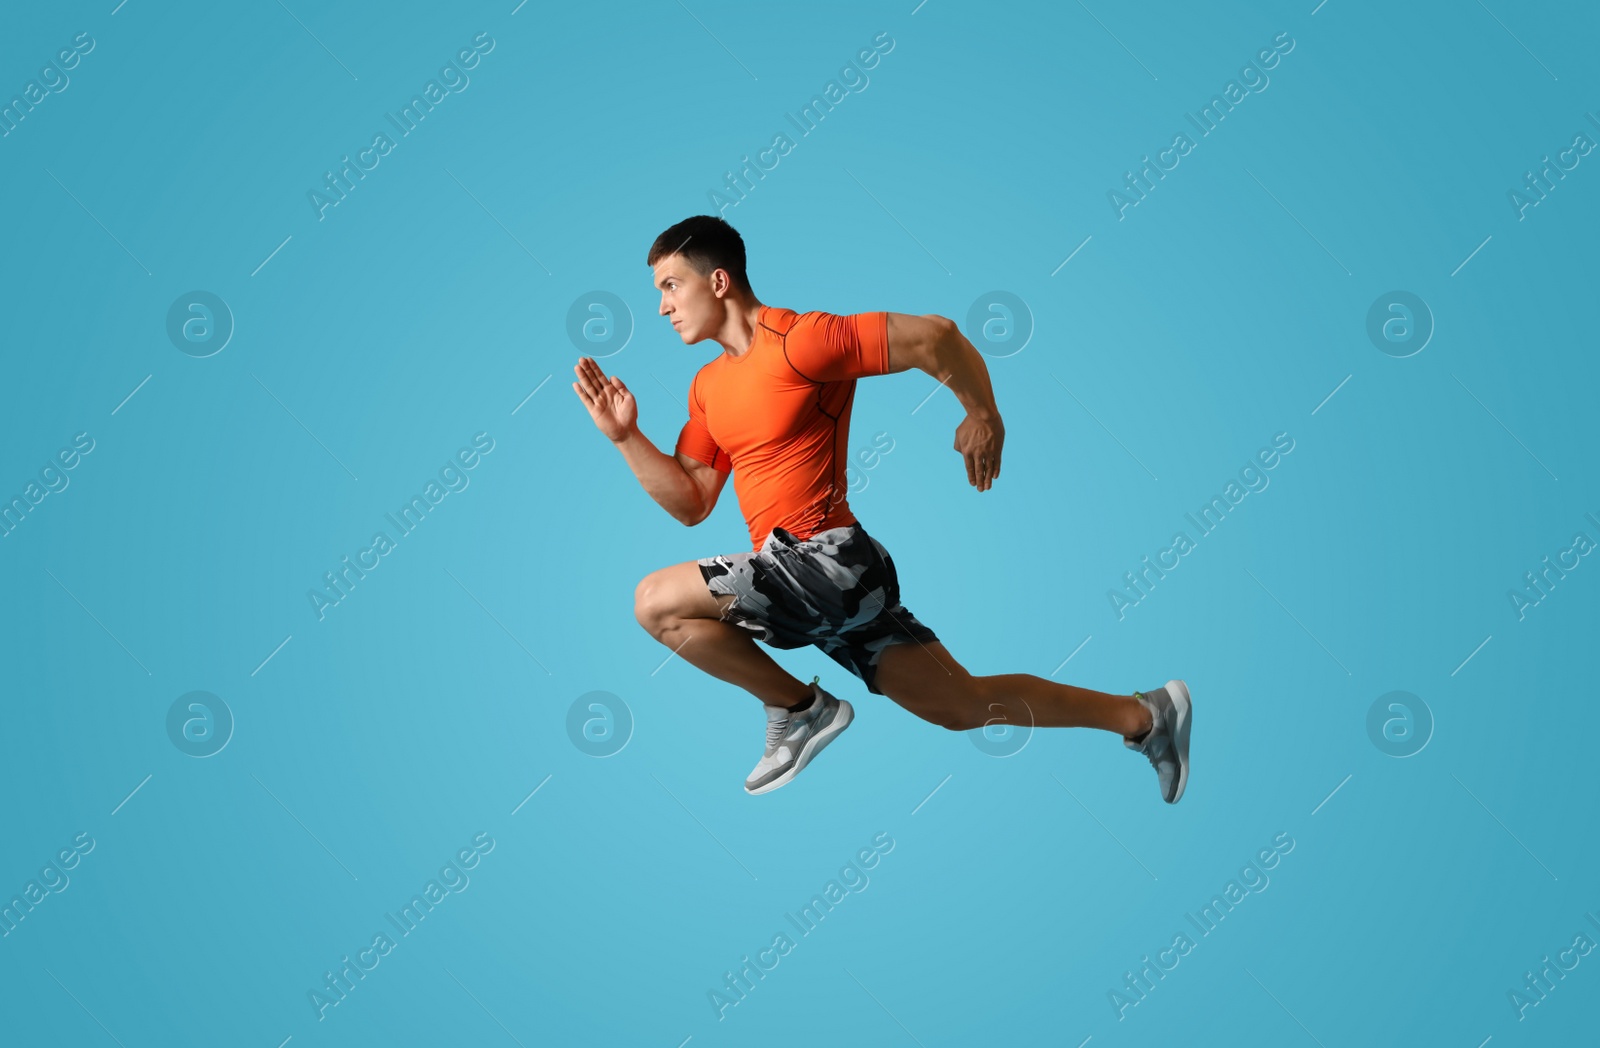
left=885, top=313, right=1004, bottom=492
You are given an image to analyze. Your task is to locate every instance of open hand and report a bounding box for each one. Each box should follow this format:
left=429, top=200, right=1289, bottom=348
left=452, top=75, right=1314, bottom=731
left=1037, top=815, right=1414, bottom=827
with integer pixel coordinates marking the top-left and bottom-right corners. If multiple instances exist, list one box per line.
left=572, top=356, right=636, bottom=443
left=954, top=412, right=1003, bottom=491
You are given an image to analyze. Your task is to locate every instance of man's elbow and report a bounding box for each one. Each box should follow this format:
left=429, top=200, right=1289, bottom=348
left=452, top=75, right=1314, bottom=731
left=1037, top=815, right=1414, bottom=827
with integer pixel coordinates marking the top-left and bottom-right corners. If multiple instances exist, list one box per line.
left=678, top=496, right=708, bottom=527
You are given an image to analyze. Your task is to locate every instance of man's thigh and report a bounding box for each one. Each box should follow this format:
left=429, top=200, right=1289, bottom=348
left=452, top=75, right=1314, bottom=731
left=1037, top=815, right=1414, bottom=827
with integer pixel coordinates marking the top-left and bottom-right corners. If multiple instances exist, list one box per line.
left=635, top=560, right=735, bottom=629
left=874, top=640, right=982, bottom=728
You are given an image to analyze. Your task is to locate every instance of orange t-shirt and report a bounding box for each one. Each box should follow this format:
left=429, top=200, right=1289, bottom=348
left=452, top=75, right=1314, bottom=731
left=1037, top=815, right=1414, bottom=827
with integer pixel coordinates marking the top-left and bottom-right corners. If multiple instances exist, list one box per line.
left=674, top=305, right=891, bottom=552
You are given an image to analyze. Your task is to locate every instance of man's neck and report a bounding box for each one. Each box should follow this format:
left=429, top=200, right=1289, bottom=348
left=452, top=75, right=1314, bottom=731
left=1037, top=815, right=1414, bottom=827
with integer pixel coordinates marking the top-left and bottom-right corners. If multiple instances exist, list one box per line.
left=712, top=297, right=766, bottom=357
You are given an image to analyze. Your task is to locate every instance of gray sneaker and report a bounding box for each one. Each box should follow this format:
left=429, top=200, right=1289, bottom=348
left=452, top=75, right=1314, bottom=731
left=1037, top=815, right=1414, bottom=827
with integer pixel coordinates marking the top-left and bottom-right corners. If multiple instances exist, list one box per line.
left=1124, top=680, right=1191, bottom=803
left=745, top=676, right=854, bottom=795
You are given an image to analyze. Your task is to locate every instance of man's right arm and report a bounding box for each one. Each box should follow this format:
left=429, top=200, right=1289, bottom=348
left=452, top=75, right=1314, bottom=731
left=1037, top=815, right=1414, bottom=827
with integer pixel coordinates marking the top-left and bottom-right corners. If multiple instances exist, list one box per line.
left=573, top=357, right=728, bottom=522
left=612, top=427, right=726, bottom=526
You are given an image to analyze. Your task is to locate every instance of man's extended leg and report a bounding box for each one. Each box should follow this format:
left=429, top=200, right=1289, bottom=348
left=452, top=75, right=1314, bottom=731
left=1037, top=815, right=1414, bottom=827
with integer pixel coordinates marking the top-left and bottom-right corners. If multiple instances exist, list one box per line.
left=873, top=639, right=1152, bottom=737
left=634, top=561, right=812, bottom=708
left=876, top=638, right=1192, bottom=802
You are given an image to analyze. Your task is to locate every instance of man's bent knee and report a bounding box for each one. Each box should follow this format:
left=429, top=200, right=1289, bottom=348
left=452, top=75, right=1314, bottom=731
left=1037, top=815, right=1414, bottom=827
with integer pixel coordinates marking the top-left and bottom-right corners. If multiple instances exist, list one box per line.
left=633, top=576, right=663, bottom=636
left=633, top=573, right=681, bottom=639
left=634, top=563, right=729, bottom=640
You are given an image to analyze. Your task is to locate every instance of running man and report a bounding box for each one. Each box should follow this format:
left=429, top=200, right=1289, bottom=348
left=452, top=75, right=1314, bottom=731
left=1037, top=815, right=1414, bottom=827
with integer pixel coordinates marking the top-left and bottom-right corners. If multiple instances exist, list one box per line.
left=573, top=215, right=1191, bottom=799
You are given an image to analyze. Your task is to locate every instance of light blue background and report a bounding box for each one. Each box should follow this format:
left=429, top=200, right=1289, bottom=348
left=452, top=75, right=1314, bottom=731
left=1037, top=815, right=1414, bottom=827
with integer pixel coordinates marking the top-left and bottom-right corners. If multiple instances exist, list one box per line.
left=2, top=0, right=1597, bottom=1045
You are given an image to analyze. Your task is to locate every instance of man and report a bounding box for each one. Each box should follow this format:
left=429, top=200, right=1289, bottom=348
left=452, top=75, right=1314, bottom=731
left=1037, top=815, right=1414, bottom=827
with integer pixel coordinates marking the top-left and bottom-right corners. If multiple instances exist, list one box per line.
left=573, top=215, right=1191, bottom=800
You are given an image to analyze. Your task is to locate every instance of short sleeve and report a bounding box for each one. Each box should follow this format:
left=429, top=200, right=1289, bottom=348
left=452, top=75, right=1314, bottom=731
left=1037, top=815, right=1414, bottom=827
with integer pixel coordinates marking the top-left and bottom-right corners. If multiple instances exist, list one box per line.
left=782, top=310, right=891, bottom=383
left=674, top=371, right=732, bottom=473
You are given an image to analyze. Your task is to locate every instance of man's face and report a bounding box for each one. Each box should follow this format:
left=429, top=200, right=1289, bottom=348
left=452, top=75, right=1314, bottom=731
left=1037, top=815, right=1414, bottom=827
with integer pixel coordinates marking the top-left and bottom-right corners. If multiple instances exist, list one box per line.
left=653, top=254, right=720, bottom=342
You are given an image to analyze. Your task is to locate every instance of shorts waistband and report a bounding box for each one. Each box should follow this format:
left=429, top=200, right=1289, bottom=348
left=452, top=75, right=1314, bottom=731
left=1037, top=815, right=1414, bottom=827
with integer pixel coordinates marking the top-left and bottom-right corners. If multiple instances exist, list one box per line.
left=768, top=522, right=867, bottom=546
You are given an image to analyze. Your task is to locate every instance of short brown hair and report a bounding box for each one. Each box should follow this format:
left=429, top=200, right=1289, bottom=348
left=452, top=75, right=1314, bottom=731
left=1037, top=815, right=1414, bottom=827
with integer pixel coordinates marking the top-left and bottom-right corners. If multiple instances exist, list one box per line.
left=646, top=215, right=752, bottom=294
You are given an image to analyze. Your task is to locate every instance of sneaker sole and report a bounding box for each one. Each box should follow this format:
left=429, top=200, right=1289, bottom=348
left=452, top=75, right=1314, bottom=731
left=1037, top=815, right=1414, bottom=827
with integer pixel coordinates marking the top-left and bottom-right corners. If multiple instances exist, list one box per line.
left=1164, top=679, right=1191, bottom=803
left=745, top=698, right=855, bottom=796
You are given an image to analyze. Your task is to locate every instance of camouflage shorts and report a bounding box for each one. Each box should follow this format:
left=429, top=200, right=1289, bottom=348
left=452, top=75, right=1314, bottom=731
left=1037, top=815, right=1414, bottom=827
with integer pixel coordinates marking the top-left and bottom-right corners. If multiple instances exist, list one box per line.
left=697, top=522, right=939, bottom=696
